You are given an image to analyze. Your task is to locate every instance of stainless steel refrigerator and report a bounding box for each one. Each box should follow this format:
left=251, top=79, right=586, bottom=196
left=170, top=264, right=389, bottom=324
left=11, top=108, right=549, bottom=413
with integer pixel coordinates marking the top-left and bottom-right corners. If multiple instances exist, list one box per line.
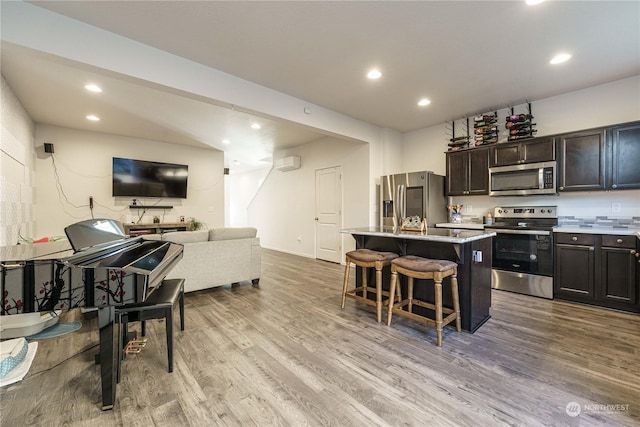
left=380, top=171, right=447, bottom=227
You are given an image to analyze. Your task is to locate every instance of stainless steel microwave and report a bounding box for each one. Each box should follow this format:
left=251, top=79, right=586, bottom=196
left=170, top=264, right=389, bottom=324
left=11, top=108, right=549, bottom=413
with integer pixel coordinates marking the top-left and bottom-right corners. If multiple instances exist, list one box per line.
left=489, top=161, right=556, bottom=196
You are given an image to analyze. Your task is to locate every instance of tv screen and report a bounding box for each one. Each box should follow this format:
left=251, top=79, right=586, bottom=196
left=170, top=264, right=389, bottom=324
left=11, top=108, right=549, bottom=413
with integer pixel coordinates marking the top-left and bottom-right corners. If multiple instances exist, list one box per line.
left=112, top=157, right=188, bottom=198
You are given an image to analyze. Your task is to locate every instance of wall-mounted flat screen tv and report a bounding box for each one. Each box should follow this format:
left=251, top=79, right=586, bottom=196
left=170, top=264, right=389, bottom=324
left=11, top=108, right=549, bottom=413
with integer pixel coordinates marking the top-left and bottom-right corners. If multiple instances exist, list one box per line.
left=112, top=157, right=188, bottom=198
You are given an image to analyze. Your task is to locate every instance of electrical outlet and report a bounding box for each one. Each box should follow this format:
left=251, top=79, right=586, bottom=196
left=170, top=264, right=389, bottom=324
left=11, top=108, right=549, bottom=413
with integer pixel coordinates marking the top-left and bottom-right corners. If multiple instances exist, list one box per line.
left=467, top=204, right=473, bottom=213
left=612, top=203, right=621, bottom=213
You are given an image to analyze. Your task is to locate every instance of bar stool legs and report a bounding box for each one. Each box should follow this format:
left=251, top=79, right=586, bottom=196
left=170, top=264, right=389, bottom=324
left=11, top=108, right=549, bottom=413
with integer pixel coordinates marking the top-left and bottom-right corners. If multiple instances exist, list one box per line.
left=387, top=256, right=460, bottom=346
left=341, top=249, right=400, bottom=323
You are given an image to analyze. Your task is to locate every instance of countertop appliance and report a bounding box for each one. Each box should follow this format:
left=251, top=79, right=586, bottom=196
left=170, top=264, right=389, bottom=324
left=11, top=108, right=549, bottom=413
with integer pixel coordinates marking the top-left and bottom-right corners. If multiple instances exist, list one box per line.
left=489, top=161, right=556, bottom=196
left=380, top=171, right=447, bottom=228
left=485, top=206, right=558, bottom=299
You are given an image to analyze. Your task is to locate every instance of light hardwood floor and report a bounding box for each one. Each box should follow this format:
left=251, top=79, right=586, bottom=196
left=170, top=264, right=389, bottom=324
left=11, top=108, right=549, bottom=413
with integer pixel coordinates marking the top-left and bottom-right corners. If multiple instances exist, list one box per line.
left=1, top=249, right=638, bottom=426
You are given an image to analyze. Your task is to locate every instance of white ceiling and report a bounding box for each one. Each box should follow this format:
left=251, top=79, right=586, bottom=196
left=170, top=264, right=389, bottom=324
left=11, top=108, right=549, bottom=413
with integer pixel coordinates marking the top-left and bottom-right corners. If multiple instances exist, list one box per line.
left=3, top=1, right=639, bottom=171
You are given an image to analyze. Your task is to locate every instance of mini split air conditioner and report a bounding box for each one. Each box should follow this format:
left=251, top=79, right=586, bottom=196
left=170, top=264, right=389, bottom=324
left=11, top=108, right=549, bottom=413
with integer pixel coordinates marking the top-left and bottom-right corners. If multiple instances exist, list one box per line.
left=274, top=155, right=301, bottom=171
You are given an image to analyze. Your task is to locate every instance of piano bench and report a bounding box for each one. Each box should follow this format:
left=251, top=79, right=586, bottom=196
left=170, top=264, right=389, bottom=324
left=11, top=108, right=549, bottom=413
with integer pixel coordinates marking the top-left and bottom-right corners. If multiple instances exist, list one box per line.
left=116, top=278, right=185, bottom=378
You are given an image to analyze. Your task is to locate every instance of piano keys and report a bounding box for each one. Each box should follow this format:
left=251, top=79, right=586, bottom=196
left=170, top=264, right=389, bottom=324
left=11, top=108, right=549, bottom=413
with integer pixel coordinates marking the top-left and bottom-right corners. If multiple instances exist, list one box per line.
left=0, top=219, right=183, bottom=410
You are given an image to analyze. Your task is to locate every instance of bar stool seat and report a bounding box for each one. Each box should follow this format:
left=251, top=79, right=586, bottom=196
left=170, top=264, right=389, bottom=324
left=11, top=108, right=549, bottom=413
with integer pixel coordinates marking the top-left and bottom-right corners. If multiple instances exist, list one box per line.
left=387, top=256, right=460, bottom=346
left=116, top=278, right=185, bottom=380
left=341, top=249, right=400, bottom=322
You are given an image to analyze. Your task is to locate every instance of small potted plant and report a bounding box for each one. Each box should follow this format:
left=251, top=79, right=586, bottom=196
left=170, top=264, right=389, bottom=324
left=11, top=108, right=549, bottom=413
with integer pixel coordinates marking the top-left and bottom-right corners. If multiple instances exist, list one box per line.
left=188, top=218, right=202, bottom=231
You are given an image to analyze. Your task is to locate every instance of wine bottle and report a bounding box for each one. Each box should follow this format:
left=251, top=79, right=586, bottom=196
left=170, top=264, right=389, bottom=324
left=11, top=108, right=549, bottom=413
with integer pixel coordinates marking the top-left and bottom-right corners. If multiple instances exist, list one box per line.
left=506, top=114, right=533, bottom=122
left=510, top=128, right=535, bottom=136
left=475, top=115, right=496, bottom=122
left=506, top=121, right=535, bottom=129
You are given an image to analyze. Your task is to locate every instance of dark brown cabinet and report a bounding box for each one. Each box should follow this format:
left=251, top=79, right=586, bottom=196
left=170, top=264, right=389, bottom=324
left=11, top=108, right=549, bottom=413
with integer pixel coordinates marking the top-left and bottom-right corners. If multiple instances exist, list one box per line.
left=555, top=233, right=596, bottom=299
left=554, top=232, right=639, bottom=313
left=600, top=235, right=638, bottom=306
left=556, top=128, right=606, bottom=191
left=489, top=137, right=555, bottom=167
left=556, top=121, right=640, bottom=192
left=446, top=147, right=489, bottom=196
left=608, top=122, right=640, bottom=190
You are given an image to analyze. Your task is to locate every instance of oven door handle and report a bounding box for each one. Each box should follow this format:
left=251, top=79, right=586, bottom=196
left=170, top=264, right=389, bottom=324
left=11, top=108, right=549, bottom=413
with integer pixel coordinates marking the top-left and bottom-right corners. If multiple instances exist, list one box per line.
left=485, top=228, right=550, bottom=236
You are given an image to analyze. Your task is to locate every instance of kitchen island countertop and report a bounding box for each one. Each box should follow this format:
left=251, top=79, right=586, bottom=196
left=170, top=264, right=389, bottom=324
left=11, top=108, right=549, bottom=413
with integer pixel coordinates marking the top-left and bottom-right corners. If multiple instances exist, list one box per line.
left=341, top=226, right=495, bottom=244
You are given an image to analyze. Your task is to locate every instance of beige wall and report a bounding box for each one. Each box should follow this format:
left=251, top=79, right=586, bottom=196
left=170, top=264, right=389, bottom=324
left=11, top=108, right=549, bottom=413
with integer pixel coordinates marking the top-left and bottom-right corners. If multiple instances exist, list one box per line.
left=33, top=124, right=225, bottom=237
left=0, top=75, right=36, bottom=245
left=248, top=136, right=368, bottom=257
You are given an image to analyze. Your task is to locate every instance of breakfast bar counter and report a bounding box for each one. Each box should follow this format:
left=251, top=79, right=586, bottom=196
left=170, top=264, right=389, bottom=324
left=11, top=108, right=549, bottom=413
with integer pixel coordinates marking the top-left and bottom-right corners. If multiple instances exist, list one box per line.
left=342, top=227, right=496, bottom=332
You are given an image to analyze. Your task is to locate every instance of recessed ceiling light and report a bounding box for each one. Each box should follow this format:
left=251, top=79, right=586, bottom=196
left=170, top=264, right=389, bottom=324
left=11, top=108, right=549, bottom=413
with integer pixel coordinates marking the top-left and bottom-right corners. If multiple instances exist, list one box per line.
left=550, top=53, right=571, bottom=64
left=233, top=160, right=240, bottom=164
left=418, top=98, right=431, bottom=107
left=367, top=69, right=382, bottom=80
left=84, top=84, right=102, bottom=93
left=222, top=139, right=230, bottom=144
left=86, top=115, right=100, bottom=121
left=526, top=0, right=544, bottom=5
left=251, top=123, right=261, bottom=129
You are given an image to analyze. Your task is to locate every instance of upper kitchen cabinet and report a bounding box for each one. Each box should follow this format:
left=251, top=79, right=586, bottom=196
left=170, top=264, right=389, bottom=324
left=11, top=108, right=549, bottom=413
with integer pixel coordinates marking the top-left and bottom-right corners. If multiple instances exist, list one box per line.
left=489, top=137, right=555, bottom=167
left=446, top=147, right=489, bottom=196
left=608, top=122, right=640, bottom=190
left=556, top=128, right=606, bottom=192
left=557, top=121, right=640, bottom=192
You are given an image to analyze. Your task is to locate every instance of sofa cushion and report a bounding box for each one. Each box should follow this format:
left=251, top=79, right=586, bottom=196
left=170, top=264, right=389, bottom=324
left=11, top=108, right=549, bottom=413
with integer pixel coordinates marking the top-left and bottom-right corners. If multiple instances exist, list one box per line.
left=161, top=230, right=209, bottom=244
left=141, top=234, right=162, bottom=241
left=208, top=227, right=257, bottom=241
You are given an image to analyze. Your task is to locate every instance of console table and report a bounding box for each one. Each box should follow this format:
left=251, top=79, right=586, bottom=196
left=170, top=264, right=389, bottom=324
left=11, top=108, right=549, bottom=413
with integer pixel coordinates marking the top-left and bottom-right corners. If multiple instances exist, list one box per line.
left=124, top=223, right=188, bottom=236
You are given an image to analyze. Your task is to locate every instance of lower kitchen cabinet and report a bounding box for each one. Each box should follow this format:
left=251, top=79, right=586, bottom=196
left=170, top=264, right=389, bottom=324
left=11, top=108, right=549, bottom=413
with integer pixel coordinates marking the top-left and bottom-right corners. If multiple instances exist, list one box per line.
left=600, top=235, right=638, bottom=306
left=554, top=232, right=639, bottom=313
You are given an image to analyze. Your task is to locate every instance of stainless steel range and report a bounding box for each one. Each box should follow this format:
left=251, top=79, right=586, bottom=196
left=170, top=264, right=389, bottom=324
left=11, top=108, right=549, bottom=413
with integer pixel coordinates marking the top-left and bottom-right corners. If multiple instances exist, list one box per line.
left=485, top=206, right=558, bottom=299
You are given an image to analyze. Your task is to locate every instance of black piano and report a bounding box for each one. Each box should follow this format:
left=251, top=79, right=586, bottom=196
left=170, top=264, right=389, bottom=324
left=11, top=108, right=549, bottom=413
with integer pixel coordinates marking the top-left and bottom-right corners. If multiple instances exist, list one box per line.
left=0, top=219, right=183, bottom=410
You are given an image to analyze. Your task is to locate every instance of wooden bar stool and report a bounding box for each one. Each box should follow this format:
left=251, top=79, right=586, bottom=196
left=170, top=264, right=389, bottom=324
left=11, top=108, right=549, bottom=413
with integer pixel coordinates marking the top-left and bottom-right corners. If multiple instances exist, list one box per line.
left=386, top=256, right=460, bottom=346
left=341, top=249, right=400, bottom=322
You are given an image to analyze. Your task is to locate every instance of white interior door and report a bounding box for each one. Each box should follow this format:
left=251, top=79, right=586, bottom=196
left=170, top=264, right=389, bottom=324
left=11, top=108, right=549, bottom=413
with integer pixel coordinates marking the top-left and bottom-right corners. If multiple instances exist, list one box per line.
left=315, top=166, right=342, bottom=263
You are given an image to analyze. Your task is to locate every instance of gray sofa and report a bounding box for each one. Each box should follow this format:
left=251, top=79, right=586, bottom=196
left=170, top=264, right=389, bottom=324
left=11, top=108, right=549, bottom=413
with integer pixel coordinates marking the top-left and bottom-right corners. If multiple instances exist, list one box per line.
left=145, top=227, right=261, bottom=293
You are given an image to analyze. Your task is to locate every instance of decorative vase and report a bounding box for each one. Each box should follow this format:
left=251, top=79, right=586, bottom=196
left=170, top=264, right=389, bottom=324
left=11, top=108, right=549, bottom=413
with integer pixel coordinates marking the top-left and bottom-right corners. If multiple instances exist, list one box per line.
left=451, top=212, right=462, bottom=224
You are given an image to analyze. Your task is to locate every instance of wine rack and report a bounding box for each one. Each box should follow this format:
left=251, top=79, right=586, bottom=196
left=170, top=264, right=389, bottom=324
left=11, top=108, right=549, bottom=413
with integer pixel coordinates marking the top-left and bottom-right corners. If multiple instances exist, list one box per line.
left=506, top=103, right=537, bottom=141
left=447, top=119, right=471, bottom=151
left=473, top=113, right=498, bottom=146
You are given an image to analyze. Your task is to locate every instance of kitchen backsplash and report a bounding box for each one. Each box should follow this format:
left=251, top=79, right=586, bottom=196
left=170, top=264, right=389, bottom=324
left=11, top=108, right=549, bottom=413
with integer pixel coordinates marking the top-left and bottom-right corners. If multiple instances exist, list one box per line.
left=446, top=215, right=640, bottom=229
left=449, top=191, right=640, bottom=221
left=557, top=216, right=640, bottom=229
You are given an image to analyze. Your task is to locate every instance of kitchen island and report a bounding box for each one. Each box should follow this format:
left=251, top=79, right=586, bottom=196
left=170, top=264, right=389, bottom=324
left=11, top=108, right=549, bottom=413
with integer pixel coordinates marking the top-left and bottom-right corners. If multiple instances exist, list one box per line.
left=342, top=227, right=496, bottom=332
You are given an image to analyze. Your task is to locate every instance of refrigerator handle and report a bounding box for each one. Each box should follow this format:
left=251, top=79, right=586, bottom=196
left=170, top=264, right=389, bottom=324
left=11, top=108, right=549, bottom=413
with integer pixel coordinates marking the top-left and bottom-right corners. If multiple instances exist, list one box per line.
left=394, top=184, right=405, bottom=227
